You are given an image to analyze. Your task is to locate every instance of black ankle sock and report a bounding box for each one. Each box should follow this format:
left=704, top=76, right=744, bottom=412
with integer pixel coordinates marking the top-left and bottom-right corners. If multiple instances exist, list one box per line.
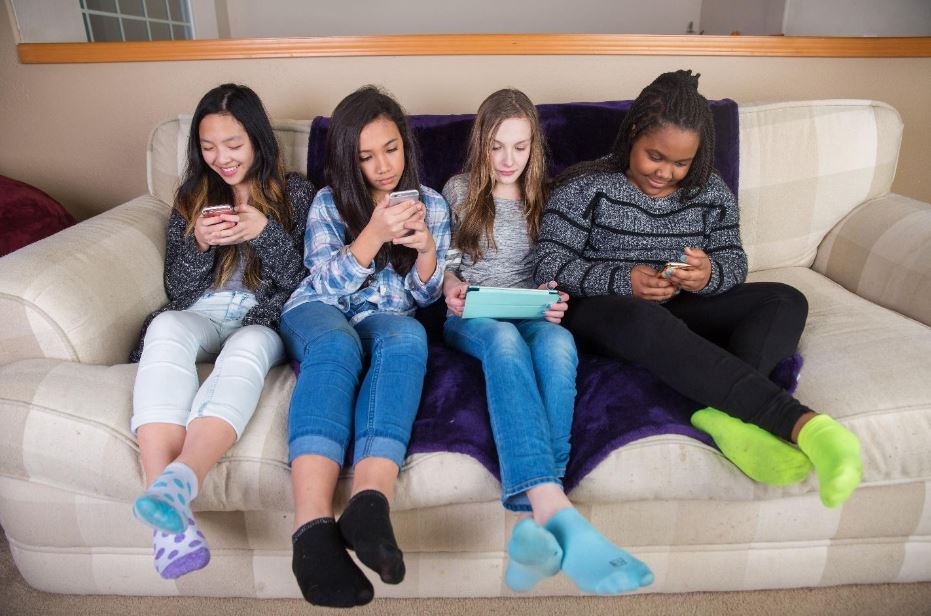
left=291, top=517, right=374, bottom=607
left=338, top=490, right=405, bottom=584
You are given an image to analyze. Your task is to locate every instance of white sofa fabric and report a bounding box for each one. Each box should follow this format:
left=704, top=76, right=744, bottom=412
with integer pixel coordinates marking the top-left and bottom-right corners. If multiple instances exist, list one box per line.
left=0, top=99, right=929, bottom=598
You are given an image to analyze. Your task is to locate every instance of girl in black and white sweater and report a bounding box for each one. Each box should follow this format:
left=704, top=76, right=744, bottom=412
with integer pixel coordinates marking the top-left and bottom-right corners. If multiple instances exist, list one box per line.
left=534, top=70, right=862, bottom=509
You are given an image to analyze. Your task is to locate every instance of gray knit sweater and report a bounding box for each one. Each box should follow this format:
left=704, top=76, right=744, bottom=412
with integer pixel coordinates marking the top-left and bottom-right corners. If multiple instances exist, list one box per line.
left=533, top=170, right=746, bottom=297
left=442, top=174, right=535, bottom=289
left=129, top=173, right=314, bottom=362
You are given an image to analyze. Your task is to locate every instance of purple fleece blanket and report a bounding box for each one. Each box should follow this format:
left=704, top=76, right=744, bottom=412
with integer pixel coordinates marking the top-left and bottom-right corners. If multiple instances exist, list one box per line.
left=408, top=343, right=800, bottom=492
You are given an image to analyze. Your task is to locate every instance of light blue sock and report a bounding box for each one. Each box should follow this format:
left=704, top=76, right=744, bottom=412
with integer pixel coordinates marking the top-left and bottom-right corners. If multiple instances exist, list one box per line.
left=133, top=462, right=198, bottom=535
left=505, top=518, right=563, bottom=592
left=544, top=508, right=654, bottom=595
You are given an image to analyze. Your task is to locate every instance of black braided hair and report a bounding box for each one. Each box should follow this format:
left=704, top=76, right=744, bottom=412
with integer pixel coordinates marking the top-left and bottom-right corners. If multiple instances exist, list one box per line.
left=557, top=69, right=715, bottom=200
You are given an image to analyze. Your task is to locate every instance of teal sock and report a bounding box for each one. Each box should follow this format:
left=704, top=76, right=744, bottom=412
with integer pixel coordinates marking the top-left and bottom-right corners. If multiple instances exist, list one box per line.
left=797, top=414, right=863, bottom=508
left=544, top=508, right=653, bottom=595
left=505, top=518, right=563, bottom=592
left=691, top=407, right=813, bottom=485
left=133, top=462, right=198, bottom=535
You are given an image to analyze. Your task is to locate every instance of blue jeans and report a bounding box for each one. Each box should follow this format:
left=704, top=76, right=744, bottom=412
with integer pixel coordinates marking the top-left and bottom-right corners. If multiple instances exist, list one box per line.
left=443, top=316, right=578, bottom=511
left=281, top=301, right=428, bottom=469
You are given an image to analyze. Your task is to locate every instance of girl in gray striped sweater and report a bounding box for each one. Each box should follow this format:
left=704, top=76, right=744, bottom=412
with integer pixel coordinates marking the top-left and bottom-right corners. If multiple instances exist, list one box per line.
left=442, top=89, right=653, bottom=596
left=534, top=70, right=862, bottom=509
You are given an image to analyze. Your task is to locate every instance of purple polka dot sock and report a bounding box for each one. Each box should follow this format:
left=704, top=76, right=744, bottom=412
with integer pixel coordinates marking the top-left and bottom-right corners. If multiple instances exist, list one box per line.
left=153, top=517, right=210, bottom=579
left=133, top=462, right=199, bottom=535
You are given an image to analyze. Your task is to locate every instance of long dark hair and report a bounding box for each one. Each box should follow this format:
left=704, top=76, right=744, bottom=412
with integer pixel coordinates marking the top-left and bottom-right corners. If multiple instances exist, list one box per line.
left=325, top=85, right=421, bottom=276
left=557, top=69, right=715, bottom=200
left=456, top=88, right=549, bottom=262
left=175, top=83, right=290, bottom=289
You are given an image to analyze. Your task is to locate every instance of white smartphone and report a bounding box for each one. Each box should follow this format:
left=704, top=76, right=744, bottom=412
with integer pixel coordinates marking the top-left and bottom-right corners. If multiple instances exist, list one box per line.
left=387, top=189, right=419, bottom=207
left=657, top=262, right=695, bottom=277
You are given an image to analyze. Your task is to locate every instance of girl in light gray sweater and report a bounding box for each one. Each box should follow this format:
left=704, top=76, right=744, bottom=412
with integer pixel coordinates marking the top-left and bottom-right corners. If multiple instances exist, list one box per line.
left=443, top=88, right=654, bottom=596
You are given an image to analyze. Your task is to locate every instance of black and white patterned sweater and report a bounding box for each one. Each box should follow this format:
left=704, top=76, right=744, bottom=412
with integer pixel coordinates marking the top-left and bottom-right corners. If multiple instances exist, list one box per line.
left=129, top=173, right=314, bottom=362
left=532, top=170, right=747, bottom=297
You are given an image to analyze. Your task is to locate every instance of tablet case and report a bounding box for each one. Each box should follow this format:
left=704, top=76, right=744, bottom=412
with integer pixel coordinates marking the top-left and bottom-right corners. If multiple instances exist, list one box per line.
left=461, top=286, right=559, bottom=319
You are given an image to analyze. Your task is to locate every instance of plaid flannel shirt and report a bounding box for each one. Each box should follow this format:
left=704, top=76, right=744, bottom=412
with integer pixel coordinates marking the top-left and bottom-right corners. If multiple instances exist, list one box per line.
left=283, top=185, right=450, bottom=323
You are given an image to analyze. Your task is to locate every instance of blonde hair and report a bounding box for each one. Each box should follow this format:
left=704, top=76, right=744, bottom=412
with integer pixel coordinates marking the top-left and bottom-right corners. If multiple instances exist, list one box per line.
left=456, top=89, right=548, bottom=262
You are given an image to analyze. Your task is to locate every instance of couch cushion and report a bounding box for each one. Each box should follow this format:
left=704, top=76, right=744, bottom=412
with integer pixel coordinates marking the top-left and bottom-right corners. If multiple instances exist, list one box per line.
left=147, top=116, right=311, bottom=206
left=0, top=194, right=170, bottom=366
left=3, top=267, right=929, bottom=513
left=814, top=192, right=931, bottom=327
left=306, top=99, right=740, bottom=198
left=575, top=266, right=931, bottom=505
left=738, top=100, right=903, bottom=272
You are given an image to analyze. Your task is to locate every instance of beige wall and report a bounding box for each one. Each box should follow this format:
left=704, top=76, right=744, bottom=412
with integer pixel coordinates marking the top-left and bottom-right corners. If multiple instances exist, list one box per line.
left=224, top=0, right=702, bottom=36
left=1, top=13, right=929, bottom=219
left=784, top=0, right=931, bottom=36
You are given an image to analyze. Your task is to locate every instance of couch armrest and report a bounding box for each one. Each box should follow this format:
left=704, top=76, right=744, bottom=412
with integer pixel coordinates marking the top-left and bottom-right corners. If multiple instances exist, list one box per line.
left=813, top=193, right=931, bottom=326
left=0, top=195, right=170, bottom=366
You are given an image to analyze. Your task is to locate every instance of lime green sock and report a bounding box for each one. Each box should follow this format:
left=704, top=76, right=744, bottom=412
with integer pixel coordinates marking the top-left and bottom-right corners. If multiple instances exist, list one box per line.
left=797, top=414, right=862, bottom=508
left=691, top=407, right=813, bottom=485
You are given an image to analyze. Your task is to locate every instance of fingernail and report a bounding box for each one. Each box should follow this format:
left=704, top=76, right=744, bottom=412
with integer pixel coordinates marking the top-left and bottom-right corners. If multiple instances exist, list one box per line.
left=679, top=254, right=688, bottom=262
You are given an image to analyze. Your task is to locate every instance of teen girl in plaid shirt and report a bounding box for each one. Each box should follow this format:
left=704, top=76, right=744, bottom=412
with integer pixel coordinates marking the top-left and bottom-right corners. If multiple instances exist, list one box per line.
left=280, top=85, right=449, bottom=608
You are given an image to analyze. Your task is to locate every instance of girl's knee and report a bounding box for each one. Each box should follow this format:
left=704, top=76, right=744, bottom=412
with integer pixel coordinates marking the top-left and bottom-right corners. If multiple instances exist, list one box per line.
left=228, top=324, right=278, bottom=348
left=550, top=330, right=579, bottom=368
left=491, top=322, right=524, bottom=350
left=383, top=319, right=428, bottom=358
left=780, top=284, right=809, bottom=318
left=222, top=325, right=283, bottom=363
left=319, top=327, right=364, bottom=361
left=765, top=283, right=809, bottom=327
left=531, top=325, right=577, bottom=363
left=146, top=311, right=189, bottom=340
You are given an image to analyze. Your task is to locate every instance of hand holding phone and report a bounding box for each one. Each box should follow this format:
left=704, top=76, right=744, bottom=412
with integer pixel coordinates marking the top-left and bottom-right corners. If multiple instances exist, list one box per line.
left=201, top=205, right=234, bottom=218
left=195, top=205, right=236, bottom=251
left=657, top=262, right=695, bottom=278
left=387, top=189, right=420, bottom=207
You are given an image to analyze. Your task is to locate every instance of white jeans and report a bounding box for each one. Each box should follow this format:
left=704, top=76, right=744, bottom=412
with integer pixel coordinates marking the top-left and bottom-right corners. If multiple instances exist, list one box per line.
left=131, top=291, right=285, bottom=439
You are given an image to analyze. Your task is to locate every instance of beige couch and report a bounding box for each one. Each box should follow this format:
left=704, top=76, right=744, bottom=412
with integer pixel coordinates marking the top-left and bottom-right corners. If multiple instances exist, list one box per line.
left=1, top=99, right=929, bottom=598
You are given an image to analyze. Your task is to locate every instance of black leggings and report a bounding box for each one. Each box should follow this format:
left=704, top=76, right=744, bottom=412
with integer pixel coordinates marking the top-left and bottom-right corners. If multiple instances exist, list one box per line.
left=563, top=282, right=810, bottom=441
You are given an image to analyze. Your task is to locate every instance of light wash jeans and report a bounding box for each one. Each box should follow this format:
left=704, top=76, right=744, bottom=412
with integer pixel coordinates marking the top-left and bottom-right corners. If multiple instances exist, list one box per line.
left=281, top=301, right=428, bottom=469
left=443, top=316, right=578, bottom=512
left=131, top=291, right=285, bottom=439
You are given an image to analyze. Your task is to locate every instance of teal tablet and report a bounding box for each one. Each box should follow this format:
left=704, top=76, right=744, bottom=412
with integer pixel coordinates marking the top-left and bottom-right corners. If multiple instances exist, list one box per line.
left=461, top=286, right=560, bottom=320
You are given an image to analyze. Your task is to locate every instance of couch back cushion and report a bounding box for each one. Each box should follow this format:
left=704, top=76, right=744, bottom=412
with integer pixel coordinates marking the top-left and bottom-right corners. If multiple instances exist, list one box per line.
left=305, top=99, right=740, bottom=200
left=147, top=116, right=311, bottom=206
left=736, top=100, right=902, bottom=271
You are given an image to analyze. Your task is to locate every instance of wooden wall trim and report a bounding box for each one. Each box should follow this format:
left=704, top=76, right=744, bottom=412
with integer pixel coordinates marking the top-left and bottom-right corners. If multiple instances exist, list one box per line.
left=18, top=34, right=931, bottom=64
